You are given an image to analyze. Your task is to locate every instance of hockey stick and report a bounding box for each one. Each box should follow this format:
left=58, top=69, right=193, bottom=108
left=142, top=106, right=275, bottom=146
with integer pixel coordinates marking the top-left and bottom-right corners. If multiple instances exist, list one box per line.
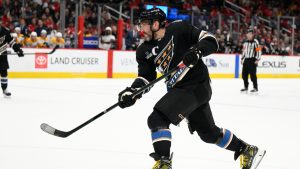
left=7, top=45, right=59, bottom=55
left=40, top=62, right=187, bottom=138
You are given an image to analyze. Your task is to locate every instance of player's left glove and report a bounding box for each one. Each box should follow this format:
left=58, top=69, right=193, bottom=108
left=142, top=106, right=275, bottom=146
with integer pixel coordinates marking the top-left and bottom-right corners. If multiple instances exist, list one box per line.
left=12, top=43, right=24, bottom=57
left=118, top=87, right=142, bottom=109
left=16, top=49, right=24, bottom=57
left=183, top=44, right=202, bottom=67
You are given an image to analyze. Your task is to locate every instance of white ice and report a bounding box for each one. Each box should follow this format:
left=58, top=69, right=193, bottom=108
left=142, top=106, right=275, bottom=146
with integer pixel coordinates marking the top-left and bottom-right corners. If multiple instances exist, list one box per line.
left=0, top=78, right=299, bottom=169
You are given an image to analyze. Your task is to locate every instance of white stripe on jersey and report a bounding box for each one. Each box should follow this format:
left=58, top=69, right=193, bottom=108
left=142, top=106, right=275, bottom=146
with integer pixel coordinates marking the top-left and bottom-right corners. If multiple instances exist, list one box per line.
left=198, top=30, right=219, bottom=51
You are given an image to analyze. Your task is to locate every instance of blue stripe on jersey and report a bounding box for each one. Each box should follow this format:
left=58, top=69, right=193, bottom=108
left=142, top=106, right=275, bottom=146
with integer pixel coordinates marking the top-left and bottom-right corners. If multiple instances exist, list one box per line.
left=217, top=129, right=232, bottom=148
left=151, top=129, right=172, bottom=141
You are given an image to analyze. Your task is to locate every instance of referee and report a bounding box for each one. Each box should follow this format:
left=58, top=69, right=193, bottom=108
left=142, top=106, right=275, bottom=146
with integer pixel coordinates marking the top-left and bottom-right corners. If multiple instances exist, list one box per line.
left=240, top=27, right=261, bottom=93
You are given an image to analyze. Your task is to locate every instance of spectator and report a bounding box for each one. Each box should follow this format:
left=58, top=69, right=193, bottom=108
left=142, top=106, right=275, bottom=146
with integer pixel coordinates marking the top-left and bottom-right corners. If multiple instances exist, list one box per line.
left=101, top=7, right=112, bottom=26
left=224, top=31, right=234, bottom=53
left=27, top=18, right=37, bottom=34
left=125, top=24, right=140, bottom=50
left=35, top=19, right=47, bottom=36
left=18, top=18, right=28, bottom=36
left=260, top=38, right=271, bottom=54
left=99, top=27, right=116, bottom=50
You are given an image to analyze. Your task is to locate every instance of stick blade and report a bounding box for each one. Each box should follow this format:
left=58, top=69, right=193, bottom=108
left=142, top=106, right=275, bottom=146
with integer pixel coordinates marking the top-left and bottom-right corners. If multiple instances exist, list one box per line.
left=40, top=123, right=69, bottom=138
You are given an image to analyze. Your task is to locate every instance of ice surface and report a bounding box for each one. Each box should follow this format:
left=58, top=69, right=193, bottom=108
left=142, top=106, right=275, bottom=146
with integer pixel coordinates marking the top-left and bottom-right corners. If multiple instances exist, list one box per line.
left=0, top=78, right=299, bottom=169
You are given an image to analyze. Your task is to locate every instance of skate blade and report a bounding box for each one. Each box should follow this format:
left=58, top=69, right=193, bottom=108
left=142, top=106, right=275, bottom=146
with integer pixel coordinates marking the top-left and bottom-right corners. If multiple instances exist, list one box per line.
left=3, top=94, right=11, bottom=99
left=250, top=149, right=266, bottom=169
left=240, top=91, right=248, bottom=94
left=249, top=92, right=259, bottom=96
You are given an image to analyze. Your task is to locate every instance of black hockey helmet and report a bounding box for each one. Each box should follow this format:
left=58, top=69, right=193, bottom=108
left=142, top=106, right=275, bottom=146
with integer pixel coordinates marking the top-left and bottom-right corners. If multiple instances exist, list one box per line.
left=139, top=8, right=166, bottom=28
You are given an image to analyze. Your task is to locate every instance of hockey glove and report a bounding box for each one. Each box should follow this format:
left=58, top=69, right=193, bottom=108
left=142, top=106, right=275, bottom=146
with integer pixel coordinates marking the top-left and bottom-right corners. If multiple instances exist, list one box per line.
left=183, top=44, right=202, bottom=67
left=12, top=43, right=24, bottom=57
left=16, top=49, right=24, bottom=57
left=118, top=87, right=142, bottom=109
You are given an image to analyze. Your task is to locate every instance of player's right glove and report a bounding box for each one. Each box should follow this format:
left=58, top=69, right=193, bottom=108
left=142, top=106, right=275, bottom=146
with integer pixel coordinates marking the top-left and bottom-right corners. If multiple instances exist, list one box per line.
left=183, top=44, right=202, bottom=67
left=118, top=87, right=142, bottom=109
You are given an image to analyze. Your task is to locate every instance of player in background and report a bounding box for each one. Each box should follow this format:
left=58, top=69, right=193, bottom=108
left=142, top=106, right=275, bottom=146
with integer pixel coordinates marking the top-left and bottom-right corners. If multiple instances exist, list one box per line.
left=24, top=31, right=39, bottom=47
left=50, top=32, right=65, bottom=48
left=38, top=29, right=50, bottom=48
left=240, top=28, right=261, bottom=93
left=0, top=24, right=24, bottom=97
left=14, top=27, right=25, bottom=46
left=118, top=8, right=266, bottom=169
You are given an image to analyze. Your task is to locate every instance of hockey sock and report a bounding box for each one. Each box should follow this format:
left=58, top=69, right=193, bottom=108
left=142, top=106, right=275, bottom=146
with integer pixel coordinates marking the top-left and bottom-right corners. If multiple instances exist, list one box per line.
left=216, top=128, right=246, bottom=152
left=1, top=77, right=8, bottom=91
left=151, top=129, right=171, bottom=157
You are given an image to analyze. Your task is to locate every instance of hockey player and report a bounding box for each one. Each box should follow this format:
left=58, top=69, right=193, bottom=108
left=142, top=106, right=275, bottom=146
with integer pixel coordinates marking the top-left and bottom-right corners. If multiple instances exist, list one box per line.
left=38, top=29, right=50, bottom=48
left=24, top=31, right=39, bottom=48
left=118, top=8, right=266, bottom=169
left=14, top=27, right=25, bottom=46
left=240, top=28, right=261, bottom=93
left=0, top=25, right=24, bottom=97
left=50, top=32, right=65, bottom=48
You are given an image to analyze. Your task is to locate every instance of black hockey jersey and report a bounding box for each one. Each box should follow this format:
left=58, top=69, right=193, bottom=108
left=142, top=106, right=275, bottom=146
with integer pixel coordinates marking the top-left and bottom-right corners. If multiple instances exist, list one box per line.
left=0, top=26, right=15, bottom=55
left=0, top=26, right=18, bottom=69
left=133, top=20, right=218, bottom=89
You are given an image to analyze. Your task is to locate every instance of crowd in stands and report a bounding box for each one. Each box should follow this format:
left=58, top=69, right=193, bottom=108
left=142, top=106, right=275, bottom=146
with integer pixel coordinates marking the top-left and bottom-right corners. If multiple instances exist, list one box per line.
left=0, top=0, right=299, bottom=55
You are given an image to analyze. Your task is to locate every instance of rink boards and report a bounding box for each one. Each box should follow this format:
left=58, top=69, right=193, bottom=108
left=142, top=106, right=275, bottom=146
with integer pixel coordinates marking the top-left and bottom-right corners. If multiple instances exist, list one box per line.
left=7, top=48, right=300, bottom=78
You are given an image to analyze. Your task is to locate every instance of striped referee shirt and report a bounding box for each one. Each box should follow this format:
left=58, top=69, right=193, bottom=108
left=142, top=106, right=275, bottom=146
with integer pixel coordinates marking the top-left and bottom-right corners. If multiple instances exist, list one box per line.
left=241, top=39, right=262, bottom=61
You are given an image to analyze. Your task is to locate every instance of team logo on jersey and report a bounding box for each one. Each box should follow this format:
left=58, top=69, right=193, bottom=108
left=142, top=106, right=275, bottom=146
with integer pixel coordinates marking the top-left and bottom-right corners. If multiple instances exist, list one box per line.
left=0, top=36, right=5, bottom=44
left=154, top=36, right=174, bottom=73
left=151, top=46, right=159, bottom=55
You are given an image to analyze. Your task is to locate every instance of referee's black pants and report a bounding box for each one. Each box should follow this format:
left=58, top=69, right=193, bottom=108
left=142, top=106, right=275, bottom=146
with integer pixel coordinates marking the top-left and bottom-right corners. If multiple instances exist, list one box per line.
left=242, top=58, right=258, bottom=89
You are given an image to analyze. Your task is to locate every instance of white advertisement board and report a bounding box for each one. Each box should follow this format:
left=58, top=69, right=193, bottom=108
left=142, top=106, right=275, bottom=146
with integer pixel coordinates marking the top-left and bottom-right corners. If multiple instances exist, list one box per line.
left=9, top=49, right=107, bottom=72
left=112, top=50, right=138, bottom=77
left=6, top=48, right=300, bottom=78
left=8, top=48, right=108, bottom=77
left=257, top=55, right=300, bottom=74
left=203, top=54, right=236, bottom=77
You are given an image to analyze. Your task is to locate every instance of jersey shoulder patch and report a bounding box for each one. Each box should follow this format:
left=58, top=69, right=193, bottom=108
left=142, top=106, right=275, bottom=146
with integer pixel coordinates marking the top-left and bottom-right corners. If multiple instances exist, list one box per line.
left=136, top=43, right=153, bottom=60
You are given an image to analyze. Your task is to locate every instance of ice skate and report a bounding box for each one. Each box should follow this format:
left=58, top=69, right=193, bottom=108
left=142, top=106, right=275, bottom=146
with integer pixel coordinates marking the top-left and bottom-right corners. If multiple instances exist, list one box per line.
left=150, top=152, right=172, bottom=169
left=249, top=88, right=258, bottom=95
left=3, top=89, right=11, bottom=98
left=235, top=144, right=266, bottom=169
left=240, top=88, right=248, bottom=93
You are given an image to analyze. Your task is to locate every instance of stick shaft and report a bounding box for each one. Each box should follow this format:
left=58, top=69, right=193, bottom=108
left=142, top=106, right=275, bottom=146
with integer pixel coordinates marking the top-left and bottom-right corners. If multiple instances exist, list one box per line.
left=41, top=63, right=184, bottom=137
left=67, top=103, right=119, bottom=136
left=66, top=64, right=183, bottom=135
left=7, top=45, right=59, bottom=55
